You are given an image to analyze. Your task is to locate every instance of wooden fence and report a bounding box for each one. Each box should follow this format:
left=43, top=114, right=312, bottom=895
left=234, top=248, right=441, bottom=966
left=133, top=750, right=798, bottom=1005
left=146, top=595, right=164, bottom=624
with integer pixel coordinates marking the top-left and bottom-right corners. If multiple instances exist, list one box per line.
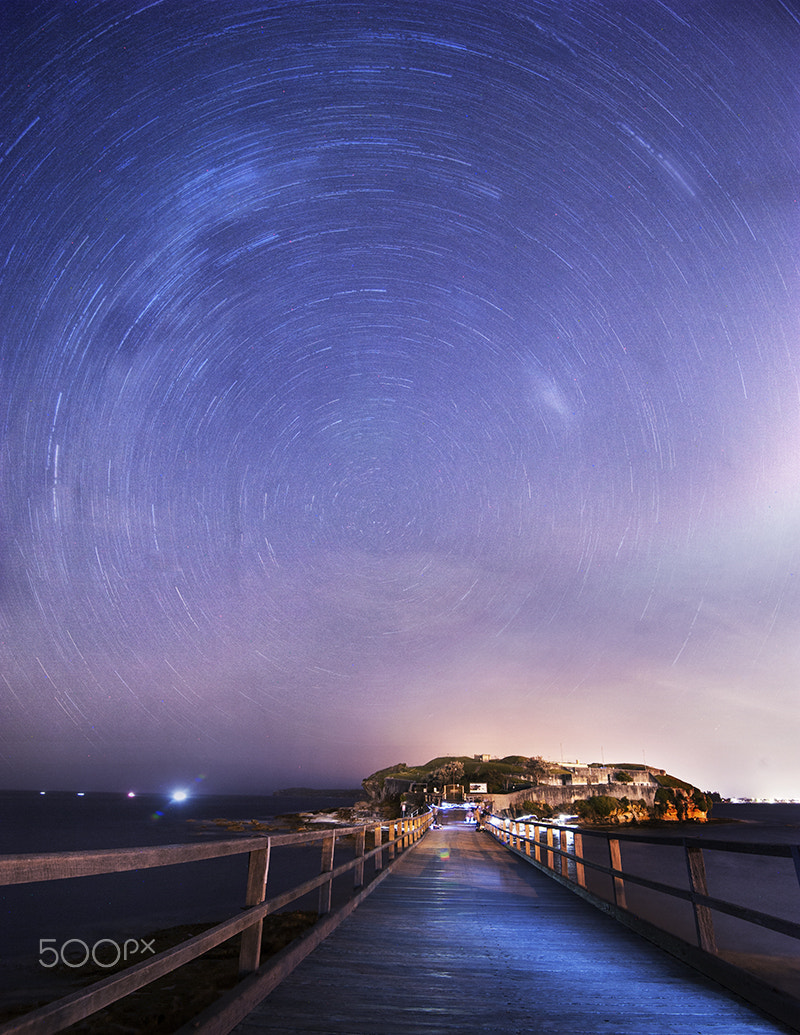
left=0, top=811, right=432, bottom=1035
left=485, top=813, right=800, bottom=1032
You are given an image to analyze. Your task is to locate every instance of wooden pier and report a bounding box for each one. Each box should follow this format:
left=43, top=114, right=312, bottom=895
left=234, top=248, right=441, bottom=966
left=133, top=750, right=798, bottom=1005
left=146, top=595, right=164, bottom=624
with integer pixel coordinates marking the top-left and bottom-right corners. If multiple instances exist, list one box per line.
left=227, top=824, right=795, bottom=1034
left=2, top=811, right=799, bottom=1034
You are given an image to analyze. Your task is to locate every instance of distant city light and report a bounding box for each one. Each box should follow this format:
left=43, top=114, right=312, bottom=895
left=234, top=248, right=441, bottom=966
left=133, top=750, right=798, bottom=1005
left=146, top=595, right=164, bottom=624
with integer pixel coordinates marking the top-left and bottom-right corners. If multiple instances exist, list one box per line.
left=127, top=791, right=136, bottom=798
left=171, top=790, right=188, bottom=802
left=77, top=792, right=85, bottom=797
left=39, top=791, right=46, bottom=795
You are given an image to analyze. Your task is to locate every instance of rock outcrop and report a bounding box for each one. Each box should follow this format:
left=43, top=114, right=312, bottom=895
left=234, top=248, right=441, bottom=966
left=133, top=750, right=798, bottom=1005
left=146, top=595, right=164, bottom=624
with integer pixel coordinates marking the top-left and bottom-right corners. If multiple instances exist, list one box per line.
left=653, top=785, right=712, bottom=821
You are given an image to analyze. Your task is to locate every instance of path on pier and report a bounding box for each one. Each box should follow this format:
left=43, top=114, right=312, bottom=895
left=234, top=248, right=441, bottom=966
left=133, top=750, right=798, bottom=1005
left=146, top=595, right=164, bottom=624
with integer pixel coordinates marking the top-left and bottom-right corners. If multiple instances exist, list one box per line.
left=233, top=823, right=791, bottom=1034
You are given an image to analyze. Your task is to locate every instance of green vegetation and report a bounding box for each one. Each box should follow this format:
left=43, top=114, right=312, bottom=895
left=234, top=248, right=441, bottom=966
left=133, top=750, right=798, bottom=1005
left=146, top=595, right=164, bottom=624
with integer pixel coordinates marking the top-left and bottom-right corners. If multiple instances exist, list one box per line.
left=513, top=800, right=557, bottom=818
left=571, top=796, right=651, bottom=822
left=574, top=795, right=621, bottom=820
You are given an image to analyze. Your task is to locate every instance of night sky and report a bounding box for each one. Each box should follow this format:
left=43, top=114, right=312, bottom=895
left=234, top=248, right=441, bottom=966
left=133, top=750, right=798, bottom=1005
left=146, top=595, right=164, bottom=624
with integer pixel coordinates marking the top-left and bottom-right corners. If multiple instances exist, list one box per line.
left=1, top=1, right=798, bottom=799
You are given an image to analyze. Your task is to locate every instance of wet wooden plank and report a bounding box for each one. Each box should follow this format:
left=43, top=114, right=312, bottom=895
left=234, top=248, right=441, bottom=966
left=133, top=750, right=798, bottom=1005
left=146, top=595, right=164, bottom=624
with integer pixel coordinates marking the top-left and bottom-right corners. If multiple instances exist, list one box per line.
left=231, top=826, right=793, bottom=1035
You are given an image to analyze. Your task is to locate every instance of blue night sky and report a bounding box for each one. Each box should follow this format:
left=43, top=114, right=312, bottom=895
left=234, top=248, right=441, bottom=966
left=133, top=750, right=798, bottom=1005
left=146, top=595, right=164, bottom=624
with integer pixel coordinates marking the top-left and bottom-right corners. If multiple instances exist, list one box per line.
left=1, top=1, right=798, bottom=798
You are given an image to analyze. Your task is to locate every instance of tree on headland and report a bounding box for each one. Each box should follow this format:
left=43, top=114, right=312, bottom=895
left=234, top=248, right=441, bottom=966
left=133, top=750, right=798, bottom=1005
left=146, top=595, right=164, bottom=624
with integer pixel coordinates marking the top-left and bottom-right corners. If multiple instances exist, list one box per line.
left=523, top=756, right=550, bottom=783
left=430, top=760, right=465, bottom=786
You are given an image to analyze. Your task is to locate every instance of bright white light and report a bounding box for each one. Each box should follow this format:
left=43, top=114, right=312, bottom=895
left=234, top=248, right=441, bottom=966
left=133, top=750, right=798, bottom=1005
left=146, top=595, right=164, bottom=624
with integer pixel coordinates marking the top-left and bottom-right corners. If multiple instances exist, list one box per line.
left=127, top=791, right=136, bottom=798
left=171, top=790, right=188, bottom=802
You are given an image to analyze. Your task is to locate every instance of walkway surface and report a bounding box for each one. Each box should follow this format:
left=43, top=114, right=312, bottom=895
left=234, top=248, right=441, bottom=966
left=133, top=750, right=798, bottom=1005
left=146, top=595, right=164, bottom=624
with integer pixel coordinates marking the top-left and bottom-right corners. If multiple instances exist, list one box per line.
left=233, top=824, right=793, bottom=1034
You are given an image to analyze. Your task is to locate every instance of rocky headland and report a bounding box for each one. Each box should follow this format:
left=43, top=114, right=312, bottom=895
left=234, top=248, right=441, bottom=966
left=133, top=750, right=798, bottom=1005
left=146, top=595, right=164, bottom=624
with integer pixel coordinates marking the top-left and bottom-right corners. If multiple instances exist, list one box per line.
left=362, top=754, right=718, bottom=825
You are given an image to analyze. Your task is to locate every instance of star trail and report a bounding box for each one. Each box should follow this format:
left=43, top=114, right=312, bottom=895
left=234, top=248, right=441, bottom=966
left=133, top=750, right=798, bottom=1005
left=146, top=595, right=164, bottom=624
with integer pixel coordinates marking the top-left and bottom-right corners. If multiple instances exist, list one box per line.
left=1, top=1, right=798, bottom=798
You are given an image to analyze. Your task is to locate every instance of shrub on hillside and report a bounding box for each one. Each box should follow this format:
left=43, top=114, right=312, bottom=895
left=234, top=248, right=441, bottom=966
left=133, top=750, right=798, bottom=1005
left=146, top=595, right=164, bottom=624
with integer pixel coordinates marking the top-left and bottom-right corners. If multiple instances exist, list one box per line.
left=573, top=795, right=621, bottom=821
left=514, top=800, right=556, bottom=818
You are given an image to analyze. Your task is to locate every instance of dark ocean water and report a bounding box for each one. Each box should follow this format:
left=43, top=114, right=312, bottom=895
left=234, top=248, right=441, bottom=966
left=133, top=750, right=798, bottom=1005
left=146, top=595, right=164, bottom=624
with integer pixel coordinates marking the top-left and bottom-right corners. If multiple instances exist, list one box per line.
left=0, top=787, right=362, bottom=854
left=709, top=800, right=800, bottom=837
left=0, top=788, right=360, bottom=1004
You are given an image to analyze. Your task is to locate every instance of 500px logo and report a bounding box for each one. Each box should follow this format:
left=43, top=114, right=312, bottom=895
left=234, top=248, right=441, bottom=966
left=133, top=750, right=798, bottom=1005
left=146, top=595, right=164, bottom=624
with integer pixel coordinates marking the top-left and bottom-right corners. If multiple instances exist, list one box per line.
left=39, top=937, right=156, bottom=969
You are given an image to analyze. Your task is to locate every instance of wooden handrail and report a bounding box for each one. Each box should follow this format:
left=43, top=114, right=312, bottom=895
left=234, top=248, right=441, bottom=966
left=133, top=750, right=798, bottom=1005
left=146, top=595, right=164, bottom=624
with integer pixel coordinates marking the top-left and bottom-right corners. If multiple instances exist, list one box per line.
left=486, top=814, right=800, bottom=947
left=488, top=814, right=800, bottom=1033
left=0, top=837, right=267, bottom=885
left=0, top=812, right=433, bottom=1035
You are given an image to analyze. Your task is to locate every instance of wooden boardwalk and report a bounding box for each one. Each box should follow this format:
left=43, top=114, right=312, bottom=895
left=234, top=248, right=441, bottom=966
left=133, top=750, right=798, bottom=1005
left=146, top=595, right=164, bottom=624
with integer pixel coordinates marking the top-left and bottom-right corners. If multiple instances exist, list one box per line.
left=231, top=824, right=794, bottom=1034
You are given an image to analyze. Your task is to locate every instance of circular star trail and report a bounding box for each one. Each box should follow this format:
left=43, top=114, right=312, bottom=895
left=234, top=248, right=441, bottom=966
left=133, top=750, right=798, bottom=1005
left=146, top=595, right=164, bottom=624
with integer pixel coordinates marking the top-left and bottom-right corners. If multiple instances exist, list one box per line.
left=1, top=1, right=798, bottom=796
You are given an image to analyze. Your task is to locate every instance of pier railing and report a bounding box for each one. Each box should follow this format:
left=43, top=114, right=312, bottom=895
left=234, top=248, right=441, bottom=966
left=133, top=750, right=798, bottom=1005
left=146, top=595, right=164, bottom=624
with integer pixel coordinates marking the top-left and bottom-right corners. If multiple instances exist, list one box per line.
left=485, top=813, right=800, bottom=1031
left=0, top=811, right=432, bottom=1035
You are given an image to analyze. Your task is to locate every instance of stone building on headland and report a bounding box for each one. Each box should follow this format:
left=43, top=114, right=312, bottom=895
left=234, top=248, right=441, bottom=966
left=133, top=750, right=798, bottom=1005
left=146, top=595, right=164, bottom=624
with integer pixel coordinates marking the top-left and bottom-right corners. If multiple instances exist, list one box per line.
left=486, top=761, right=664, bottom=814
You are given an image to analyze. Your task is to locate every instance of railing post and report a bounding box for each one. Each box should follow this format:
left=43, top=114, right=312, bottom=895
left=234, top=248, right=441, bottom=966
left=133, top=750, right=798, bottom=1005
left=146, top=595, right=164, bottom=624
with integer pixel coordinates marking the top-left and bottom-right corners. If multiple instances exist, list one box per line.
left=534, top=823, right=542, bottom=863
left=373, top=823, right=383, bottom=871
left=609, top=837, right=627, bottom=909
left=318, top=832, right=335, bottom=915
left=685, top=843, right=717, bottom=953
left=238, top=839, right=270, bottom=974
left=546, top=826, right=555, bottom=869
left=388, top=820, right=397, bottom=861
left=524, top=821, right=531, bottom=856
left=791, top=846, right=800, bottom=889
left=559, top=829, right=569, bottom=878
left=354, top=826, right=366, bottom=888
left=573, top=831, right=586, bottom=887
